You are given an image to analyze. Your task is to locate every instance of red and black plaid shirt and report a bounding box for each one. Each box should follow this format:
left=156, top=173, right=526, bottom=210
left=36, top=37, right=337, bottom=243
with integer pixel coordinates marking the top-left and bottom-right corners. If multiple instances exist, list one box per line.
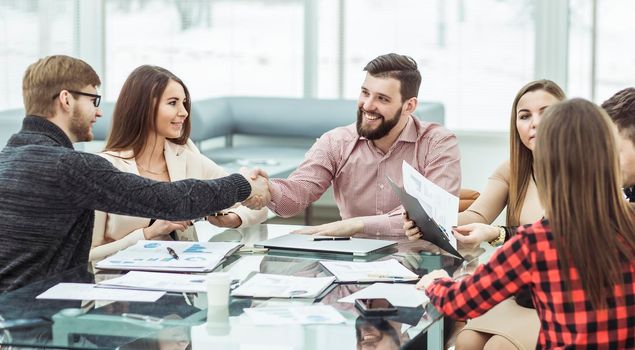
left=426, top=219, right=635, bottom=349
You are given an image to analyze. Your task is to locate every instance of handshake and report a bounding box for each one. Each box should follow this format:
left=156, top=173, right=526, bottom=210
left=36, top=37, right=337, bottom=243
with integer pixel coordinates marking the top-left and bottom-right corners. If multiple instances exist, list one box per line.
left=240, top=167, right=271, bottom=210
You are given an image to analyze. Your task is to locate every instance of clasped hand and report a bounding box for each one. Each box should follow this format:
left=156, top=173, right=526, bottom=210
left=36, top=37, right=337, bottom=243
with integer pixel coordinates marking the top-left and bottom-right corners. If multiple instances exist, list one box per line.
left=403, top=212, right=498, bottom=248
left=240, top=167, right=271, bottom=210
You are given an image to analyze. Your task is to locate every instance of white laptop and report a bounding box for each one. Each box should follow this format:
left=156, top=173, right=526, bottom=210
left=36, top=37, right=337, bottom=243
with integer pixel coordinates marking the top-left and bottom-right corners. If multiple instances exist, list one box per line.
left=254, top=234, right=397, bottom=256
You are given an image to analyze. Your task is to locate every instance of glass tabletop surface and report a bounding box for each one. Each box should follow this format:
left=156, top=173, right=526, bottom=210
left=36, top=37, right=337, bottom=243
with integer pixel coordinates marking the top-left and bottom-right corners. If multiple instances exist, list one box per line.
left=0, top=224, right=490, bottom=350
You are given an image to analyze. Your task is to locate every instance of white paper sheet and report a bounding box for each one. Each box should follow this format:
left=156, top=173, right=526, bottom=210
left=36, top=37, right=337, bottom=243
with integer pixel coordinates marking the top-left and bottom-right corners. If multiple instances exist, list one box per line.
left=244, top=305, right=346, bottom=325
left=224, top=255, right=265, bottom=282
left=193, top=221, right=229, bottom=242
left=401, top=161, right=459, bottom=248
left=97, top=271, right=208, bottom=293
left=320, top=259, right=418, bottom=282
left=338, top=283, right=429, bottom=308
left=231, top=273, right=335, bottom=298
left=36, top=283, right=165, bottom=302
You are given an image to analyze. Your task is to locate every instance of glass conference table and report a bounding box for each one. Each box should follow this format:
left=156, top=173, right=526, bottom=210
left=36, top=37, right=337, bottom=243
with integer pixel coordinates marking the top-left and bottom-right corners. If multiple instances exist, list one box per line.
left=0, top=224, right=492, bottom=350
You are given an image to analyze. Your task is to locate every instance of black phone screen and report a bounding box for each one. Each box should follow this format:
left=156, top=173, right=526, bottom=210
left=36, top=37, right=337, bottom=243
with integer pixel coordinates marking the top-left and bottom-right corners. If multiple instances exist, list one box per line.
left=355, top=298, right=398, bottom=316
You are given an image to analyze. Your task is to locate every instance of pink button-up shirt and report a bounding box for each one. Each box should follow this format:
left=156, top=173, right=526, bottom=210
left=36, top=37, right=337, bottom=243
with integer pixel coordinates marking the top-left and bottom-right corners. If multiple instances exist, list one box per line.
left=268, top=116, right=461, bottom=238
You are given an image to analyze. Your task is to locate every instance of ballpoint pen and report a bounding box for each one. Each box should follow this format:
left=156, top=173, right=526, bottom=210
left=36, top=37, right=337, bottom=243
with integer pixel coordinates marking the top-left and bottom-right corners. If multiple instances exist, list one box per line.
left=121, top=313, right=163, bottom=324
left=166, top=247, right=179, bottom=260
left=366, top=273, right=417, bottom=280
left=312, top=236, right=351, bottom=241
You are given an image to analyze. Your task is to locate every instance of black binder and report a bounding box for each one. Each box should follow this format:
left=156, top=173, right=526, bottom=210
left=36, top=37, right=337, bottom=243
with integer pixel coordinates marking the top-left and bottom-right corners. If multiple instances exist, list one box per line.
left=387, top=177, right=463, bottom=259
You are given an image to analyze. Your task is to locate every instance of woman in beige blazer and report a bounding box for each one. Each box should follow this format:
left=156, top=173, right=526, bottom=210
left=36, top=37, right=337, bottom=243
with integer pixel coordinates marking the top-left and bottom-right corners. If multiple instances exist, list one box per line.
left=90, top=65, right=267, bottom=262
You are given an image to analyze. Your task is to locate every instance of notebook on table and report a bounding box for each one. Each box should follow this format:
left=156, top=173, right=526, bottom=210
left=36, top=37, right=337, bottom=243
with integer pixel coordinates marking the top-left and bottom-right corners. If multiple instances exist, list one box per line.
left=254, top=233, right=397, bottom=256
left=95, top=240, right=243, bottom=272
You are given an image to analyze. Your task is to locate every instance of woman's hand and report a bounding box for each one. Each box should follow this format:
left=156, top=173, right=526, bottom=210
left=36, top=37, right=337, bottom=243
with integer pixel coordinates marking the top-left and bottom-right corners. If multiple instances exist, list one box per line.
left=207, top=213, right=242, bottom=228
left=416, top=269, right=450, bottom=290
left=452, top=223, right=500, bottom=248
left=403, top=213, right=421, bottom=241
left=143, top=220, right=190, bottom=239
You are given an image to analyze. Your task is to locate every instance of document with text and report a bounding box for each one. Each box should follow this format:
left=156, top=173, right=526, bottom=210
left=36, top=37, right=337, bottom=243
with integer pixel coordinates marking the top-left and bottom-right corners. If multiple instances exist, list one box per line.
left=320, top=259, right=418, bottom=283
left=244, top=305, right=346, bottom=325
left=37, top=283, right=165, bottom=302
left=97, top=271, right=208, bottom=293
left=95, top=240, right=242, bottom=272
left=231, top=273, right=336, bottom=299
left=338, top=283, right=429, bottom=308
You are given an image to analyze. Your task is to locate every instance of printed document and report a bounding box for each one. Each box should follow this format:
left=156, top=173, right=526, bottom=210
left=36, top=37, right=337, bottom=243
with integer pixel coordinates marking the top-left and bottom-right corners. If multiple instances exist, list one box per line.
left=338, top=283, right=429, bottom=308
left=95, top=240, right=242, bottom=272
left=244, top=305, right=346, bottom=325
left=37, top=283, right=164, bottom=302
left=320, top=259, right=418, bottom=282
left=401, top=161, right=459, bottom=248
left=231, top=273, right=336, bottom=298
left=97, top=271, right=208, bottom=293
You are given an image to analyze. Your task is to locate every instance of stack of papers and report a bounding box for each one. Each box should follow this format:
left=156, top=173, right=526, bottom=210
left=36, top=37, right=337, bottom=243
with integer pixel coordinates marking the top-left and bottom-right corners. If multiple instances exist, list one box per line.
left=244, top=305, right=346, bottom=325
left=95, top=240, right=242, bottom=272
left=231, top=273, right=336, bottom=299
left=338, top=283, right=429, bottom=308
left=36, top=283, right=165, bottom=302
left=97, top=271, right=208, bottom=293
left=320, top=259, right=419, bottom=283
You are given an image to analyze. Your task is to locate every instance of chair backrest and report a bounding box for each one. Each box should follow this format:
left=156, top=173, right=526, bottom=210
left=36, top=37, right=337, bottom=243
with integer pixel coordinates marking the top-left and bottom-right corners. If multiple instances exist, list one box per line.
left=0, top=108, right=24, bottom=147
left=92, top=96, right=446, bottom=143
left=191, top=96, right=446, bottom=141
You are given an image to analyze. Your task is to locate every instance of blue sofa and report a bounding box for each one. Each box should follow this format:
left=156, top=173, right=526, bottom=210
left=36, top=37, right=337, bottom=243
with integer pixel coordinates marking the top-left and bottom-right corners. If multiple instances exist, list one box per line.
left=4, top=97, right=445, bottom=180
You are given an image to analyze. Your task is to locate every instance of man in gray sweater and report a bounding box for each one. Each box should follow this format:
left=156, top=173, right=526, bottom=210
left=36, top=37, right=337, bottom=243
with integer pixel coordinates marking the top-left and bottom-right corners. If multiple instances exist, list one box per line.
left=0, top=55, right=269, bottom=292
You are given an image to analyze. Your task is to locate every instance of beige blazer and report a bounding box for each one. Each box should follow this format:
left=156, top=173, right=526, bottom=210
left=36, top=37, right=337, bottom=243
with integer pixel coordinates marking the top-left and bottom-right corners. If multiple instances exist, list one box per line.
left=89, top=139, right=267, bottom=262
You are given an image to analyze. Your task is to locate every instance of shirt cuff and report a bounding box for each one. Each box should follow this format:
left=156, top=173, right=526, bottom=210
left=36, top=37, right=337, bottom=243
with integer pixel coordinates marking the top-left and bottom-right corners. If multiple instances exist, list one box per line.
left=359, top=214, right=405, bottom=237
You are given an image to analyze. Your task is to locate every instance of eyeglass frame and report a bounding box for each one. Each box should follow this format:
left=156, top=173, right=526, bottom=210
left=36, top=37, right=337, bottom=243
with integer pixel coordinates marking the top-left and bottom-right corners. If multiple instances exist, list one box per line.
left=52, top=90, right=101, bottom=107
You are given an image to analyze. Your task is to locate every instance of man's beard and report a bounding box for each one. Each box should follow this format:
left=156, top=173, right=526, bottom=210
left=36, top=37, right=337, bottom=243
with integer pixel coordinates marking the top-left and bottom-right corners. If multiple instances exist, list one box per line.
left=70, top=105, right=93, bottom=142
left=356, top=107, right=402, bottom=140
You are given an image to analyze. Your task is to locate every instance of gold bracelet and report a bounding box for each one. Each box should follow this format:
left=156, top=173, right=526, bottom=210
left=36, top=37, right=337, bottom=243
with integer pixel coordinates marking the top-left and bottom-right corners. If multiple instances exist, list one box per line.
left=489, top=226, right=506, bottom=247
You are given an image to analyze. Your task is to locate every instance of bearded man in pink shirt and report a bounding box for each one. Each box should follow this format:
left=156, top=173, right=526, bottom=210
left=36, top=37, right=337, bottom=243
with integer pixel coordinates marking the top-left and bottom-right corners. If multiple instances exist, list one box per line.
left=265, top=53, right=461, bottom=239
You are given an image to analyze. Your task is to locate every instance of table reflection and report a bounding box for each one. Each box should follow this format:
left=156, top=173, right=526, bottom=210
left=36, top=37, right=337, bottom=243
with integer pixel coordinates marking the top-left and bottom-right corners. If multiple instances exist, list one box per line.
left=355, top=316, right=409, bottom=350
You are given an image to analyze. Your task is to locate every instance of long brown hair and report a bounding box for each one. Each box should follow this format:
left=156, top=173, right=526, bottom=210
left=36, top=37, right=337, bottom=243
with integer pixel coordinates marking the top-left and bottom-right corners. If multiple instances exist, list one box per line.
left=535, top=98, right=635, bottom=308
left=507, top=79, right=566, bottom=225
left=105, top=65, right=191, bottom=156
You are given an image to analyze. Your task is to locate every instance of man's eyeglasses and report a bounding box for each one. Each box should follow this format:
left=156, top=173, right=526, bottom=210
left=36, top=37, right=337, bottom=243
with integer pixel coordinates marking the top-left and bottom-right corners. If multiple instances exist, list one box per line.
left=52, top=90, right=101, bottom=107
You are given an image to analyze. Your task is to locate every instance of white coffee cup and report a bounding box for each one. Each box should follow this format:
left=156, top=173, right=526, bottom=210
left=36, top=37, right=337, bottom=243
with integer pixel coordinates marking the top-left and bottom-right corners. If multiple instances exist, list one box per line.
left=206, top=305, right=230, bottom=336
left=206, top=272, right=230, bottom=306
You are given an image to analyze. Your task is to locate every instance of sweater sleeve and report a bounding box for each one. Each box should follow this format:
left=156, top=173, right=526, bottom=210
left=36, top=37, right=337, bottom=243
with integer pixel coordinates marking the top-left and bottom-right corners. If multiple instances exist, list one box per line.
left=424, top=229, right=534, bottom=320
left=194, top=147, right=269, bottom=227
left=58, top=152, right=251, bottom=221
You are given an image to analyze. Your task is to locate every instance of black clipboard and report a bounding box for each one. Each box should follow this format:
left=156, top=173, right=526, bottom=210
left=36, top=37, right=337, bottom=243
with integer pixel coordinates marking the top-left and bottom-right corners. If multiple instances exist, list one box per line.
left=387, top=177, right=463, bottom=259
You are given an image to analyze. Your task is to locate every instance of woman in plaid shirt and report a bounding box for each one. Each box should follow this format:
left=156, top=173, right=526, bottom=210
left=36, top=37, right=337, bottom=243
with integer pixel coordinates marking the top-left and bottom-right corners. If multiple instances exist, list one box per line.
left=419, top=98, right=635, bottom=349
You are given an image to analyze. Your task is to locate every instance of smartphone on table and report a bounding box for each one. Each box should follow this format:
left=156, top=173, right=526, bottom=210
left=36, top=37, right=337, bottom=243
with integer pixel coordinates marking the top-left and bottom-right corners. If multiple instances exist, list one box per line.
left=354, top=298, right=398, bottom=316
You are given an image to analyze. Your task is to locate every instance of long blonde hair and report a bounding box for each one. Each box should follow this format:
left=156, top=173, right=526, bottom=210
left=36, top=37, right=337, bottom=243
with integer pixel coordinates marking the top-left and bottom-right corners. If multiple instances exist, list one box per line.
left=535, top=98, right=635, bottom=308
left=507, top=79, right=566, bottom=225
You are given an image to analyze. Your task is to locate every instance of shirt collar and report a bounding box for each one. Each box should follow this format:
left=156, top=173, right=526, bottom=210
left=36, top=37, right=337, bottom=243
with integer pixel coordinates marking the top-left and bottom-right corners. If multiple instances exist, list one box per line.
left=22, top=115, right=74, bottom=149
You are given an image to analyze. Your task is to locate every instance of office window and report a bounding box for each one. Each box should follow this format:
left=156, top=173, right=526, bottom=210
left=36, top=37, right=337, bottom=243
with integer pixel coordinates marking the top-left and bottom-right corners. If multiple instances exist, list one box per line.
left=0, top=0, right=76, bottom=110
left=569, top=0, right=635, bottom=102
left=321, top=0, right=534, bottom=130
left=105, top=0, right=304, bottom=102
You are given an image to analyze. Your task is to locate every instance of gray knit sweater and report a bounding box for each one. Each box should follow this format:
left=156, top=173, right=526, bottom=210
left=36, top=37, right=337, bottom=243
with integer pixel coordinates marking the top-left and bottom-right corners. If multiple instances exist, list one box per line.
left=0, top=116, right=251, bottom=292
